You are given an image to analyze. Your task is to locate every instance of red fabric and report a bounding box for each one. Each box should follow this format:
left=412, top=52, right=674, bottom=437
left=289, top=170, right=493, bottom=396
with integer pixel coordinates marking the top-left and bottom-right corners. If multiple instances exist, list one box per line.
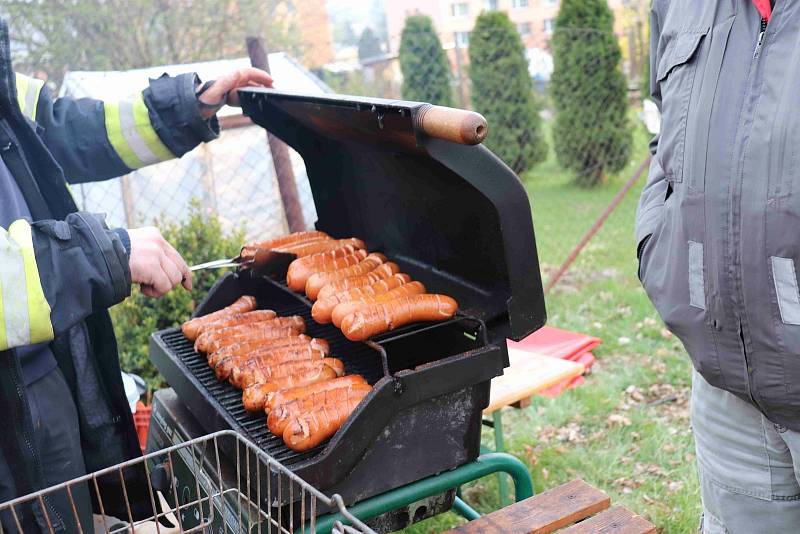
left=752, top=0, right=772, bottom=21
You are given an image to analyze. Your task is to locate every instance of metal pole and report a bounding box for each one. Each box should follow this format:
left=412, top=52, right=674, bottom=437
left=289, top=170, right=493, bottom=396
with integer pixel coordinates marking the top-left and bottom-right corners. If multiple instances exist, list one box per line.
left=544, top=156, right=651, bottom=294
left=305, top=452, right=534, bottom=533
left=246, top=36, right=306, bottom=233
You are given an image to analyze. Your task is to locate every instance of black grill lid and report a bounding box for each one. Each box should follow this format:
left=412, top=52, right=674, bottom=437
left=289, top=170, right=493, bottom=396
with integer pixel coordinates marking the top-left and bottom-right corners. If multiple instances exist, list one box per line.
left=239, top=89, right=546, bottom=342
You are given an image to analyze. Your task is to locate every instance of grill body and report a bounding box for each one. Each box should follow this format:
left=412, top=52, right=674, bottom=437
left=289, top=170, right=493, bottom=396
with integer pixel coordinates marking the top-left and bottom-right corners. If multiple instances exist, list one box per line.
left=149, top=89, right=546, bottom=526
left=150, top=272, right=503, bottom=509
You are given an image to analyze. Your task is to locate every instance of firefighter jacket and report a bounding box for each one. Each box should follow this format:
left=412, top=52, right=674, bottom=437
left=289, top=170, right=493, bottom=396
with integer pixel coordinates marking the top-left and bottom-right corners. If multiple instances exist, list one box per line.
left=0, top=19, right=219, bottom=530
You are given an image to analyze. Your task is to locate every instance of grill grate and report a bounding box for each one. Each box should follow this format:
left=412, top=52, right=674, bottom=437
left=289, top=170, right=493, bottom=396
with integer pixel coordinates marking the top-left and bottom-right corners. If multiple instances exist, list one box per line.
left=155, top=288, right=385, bottom=467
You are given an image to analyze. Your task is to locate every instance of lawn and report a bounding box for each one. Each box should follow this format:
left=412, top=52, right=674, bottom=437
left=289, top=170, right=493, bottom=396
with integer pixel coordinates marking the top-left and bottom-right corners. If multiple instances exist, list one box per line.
left=402, top=124, right=699, bottom=533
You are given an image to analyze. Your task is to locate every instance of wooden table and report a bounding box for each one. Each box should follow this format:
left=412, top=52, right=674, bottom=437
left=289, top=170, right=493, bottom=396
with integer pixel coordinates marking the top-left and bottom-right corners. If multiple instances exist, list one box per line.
left=479, top=348, right=585, bottom=506
left=446, top=479, right=655, bottom=534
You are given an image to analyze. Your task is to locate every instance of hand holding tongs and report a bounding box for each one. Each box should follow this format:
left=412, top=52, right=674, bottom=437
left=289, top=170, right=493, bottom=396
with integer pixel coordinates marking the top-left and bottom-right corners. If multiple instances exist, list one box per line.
left=190, top=248, right=294, bottom=276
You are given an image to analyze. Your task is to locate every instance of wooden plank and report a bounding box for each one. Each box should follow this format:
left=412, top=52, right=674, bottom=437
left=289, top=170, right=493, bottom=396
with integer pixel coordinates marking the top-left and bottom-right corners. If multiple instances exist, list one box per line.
left=444, top=479, right=610, bottom=534
left=484, top=349, right=585, bottom=415
left=559, top=506, right=656, bottom=534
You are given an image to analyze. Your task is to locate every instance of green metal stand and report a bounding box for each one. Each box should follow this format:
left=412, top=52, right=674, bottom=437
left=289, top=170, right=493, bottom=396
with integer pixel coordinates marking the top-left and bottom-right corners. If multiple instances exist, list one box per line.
left=304, top=452, right=533, bottom=534
left=491, top=410, right=510, bottom=506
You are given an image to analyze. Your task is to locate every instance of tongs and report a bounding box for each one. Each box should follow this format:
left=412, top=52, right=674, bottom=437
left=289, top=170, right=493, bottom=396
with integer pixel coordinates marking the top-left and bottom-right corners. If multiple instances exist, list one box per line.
left=190, top=248, right=295, bottom=276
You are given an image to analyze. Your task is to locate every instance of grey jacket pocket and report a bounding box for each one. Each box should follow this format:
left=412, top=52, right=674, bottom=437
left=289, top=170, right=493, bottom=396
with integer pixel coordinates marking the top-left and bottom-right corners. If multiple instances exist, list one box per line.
left=656, top=28, right=708, bottom=185
left=771, top=257, right=800, bottom=325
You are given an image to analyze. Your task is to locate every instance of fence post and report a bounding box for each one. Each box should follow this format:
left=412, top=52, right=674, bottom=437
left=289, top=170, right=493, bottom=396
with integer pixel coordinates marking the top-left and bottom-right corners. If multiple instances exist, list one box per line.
left=119, top=174, right=136, bottom=227
left=246, top=36, right=306, bottom=233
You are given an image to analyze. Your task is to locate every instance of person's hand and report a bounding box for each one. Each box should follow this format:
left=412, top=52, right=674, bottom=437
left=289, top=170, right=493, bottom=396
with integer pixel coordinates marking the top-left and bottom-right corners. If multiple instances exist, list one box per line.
left=197, top=67, right=274, bottom=118
left=128, top=227, right=192, bottom=298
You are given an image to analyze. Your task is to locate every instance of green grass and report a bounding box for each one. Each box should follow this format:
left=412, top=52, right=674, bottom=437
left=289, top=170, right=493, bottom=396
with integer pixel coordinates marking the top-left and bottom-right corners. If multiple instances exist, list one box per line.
left=401, top=123, right=699, bottom=533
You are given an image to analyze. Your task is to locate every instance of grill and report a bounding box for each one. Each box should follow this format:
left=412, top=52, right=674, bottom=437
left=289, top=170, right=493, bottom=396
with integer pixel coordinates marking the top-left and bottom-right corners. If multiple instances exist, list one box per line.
left=150, top=89, right=546, bottom=526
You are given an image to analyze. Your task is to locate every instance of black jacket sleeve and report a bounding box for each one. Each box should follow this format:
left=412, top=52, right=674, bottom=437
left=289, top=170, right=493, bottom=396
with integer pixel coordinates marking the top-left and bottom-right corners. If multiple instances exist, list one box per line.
left=31, top=212, right=131, bottom=340
left=33, top=73, right=219, bottom=184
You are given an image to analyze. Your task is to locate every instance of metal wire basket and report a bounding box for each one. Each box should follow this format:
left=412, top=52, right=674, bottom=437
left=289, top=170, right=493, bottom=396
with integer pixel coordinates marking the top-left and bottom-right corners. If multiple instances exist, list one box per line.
left=0, top=430, right=374, bottom=534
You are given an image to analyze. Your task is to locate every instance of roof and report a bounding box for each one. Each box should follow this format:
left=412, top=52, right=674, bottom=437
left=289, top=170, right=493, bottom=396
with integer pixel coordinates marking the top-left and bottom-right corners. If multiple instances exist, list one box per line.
left=59, top=53, right=331, bottom=116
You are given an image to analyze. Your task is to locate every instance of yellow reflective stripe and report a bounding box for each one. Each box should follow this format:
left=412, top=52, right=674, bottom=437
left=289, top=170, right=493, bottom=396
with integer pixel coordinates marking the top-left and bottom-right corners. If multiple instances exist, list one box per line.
left=132, top=95, right=173, bottom=162
left=0, top=221, right=54, bottom=350
left=104, top=92, right=174, bottom=169
left=14, top=73, right=43, bottom=121
left=10, top=221, right=54, bottom=345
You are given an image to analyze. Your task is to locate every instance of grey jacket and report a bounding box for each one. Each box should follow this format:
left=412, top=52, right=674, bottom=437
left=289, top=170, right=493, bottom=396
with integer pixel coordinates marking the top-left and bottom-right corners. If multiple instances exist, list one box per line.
left=636, top=0, right=800, bottom=429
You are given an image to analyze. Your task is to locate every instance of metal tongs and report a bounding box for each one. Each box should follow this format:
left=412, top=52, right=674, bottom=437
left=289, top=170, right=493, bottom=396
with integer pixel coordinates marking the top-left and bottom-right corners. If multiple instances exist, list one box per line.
left=190, top=248, right=294, bottom=276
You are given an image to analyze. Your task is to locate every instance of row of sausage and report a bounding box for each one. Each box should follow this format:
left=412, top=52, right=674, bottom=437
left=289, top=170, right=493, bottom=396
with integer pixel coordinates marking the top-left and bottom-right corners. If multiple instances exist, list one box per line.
left=253, top=230, right=459, bottom=338
left=181, top=296, right=369, bottom=452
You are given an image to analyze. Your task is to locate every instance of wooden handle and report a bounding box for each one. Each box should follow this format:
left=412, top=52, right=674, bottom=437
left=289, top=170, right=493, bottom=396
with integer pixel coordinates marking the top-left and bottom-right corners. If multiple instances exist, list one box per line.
left=414, top=104, right=488, bottom=145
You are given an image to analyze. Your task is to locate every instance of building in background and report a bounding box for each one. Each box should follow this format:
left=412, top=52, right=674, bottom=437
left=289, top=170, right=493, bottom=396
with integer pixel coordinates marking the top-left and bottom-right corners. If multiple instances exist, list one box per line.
left=385, top=0, right=647, bottom=77
left=285, top=0, right=336, bottom=68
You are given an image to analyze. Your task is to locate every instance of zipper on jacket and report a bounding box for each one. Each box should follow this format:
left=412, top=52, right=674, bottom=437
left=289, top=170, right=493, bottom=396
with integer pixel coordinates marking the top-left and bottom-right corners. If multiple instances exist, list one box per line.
left=753, top=18, right=767, bottom=59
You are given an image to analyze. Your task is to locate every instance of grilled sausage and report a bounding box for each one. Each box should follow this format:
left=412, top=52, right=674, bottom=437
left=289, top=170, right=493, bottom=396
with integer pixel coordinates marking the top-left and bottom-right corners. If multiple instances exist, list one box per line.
left=216, top=346, right=326, bottom=381
left=264, top=375, right=368, bottom=414
left=304, top=254, right=387, bottom=300
left=268, top=382, right=372, bottom=436
left=238, top=357, right=345, bottom=389
left=282, top=389, right=370, bottom=451
left=194, top=316, right=305, bottom=353
left=340, top=294, right=458, bottom=341
left=181, top=296, right=257, bottom=340
left=275, top=238, right=366, bottom=258
left=191, top=310, right=277, bottom=341
left=204, top=326, right=300, bottom=355
left=240, top=231, right=331, bottom=260
left=228, top=350, right=330, bottom=387
left=208, top=336, right=329, bottom=368
left=311, top=274, right=411, bottom=324
left=286, top=247, right=368, bottom=292
left=330, top=281, right=427, bottom=328
left=242, top=366, right=339, bottom=412
left=316, top=263, right=400, bottom=301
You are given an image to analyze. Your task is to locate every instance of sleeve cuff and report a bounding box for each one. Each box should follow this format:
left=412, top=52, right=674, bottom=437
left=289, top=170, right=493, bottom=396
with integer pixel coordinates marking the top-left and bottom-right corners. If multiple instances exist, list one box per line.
left=112, top=228, right=131, bottom=259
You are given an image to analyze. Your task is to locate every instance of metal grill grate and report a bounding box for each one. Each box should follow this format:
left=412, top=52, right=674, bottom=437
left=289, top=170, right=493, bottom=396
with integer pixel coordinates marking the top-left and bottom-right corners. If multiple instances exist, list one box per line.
left=154, top=290, right=385, bottom=468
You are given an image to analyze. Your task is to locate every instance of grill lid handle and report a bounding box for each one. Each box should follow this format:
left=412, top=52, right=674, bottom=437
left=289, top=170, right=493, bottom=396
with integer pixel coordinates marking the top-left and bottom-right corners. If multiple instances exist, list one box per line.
left=414, top=104, right=488, bottom=145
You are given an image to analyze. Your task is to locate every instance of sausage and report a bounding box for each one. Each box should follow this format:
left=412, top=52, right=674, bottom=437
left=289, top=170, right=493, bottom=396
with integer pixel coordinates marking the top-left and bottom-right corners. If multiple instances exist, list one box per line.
left=304, top=254, right=387, bottom=300
left=190, top=310, right=277, bottom=341
left=282, top=389, right=370, bottom=451
left=264, top=375, right=368, bottom=414
left=215, top=346, right=326, bottom=381
left=316, top=263, right=400, bottom=301
left=181, top=295, right=257, bottom=340
left=275, top=238, right=366, bottom=258
left=286, top=247, right=368, bottom=292
left=238, top=357, right=345, bottom=389
left=311, top=274, right=411, bottom=324
left=194, top=316, right=305, bottom=353
left=204, top=327, right=301, bottom=355
left=242, top=366, right=339, bottom=412
left=240, top=231, right=331, bottom=260
left=268, top=383, right=372, bottom=436
left=340, top=294, right=458, bottom=341
left=331, top=281, right=427, bottom=328
left=208, top=336, right=329, bottom=368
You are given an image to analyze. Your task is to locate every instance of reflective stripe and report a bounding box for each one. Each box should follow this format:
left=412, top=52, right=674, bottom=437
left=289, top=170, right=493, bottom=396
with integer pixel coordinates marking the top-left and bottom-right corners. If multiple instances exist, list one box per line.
left=0, top=220, right=54, bottom=351
left=688, top=241, right=706, bottom=310
left=771, top=256, right=800, bottom=325
left=104, top=92, right=174, bottom=169
left=14, top=73, right=44, bottom=121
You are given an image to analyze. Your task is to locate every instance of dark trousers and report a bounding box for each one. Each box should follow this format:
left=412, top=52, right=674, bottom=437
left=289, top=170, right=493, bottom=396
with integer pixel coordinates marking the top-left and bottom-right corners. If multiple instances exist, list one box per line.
left=0, top=367, right=92, bottom=533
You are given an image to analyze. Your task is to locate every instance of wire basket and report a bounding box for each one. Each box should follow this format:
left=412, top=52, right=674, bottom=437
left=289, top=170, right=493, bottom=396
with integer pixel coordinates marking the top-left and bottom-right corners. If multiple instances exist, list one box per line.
left=0, top=430, right=374, bottom=534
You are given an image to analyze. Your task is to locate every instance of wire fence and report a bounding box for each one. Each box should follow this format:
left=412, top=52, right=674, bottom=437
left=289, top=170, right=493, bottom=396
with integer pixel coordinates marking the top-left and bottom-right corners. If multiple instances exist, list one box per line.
left=63, top=17, right=650, bottom=291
